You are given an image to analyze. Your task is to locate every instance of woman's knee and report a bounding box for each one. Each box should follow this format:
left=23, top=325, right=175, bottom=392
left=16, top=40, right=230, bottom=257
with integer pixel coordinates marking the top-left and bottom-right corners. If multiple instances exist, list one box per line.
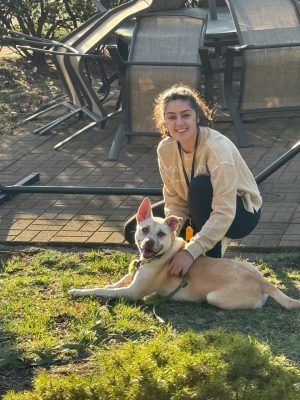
left=227, top=208, right=261, bottom=239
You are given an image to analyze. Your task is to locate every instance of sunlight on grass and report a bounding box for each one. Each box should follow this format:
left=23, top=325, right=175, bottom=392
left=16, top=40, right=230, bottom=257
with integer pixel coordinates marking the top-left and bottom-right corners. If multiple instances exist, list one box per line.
left=0, top=248, right=299, bottom=398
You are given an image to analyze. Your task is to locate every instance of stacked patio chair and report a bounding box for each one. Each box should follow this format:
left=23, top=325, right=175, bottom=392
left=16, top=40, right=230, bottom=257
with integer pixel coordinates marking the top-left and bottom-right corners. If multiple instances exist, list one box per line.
left=223, top=0, right=300, bottom=147
left=6, top=0, right=187, bottom=151
left=58, top=0, right=187, bottom=149
left=7, top=10, right=111, bottom=135
left=108, top=8, right=209, bottom=160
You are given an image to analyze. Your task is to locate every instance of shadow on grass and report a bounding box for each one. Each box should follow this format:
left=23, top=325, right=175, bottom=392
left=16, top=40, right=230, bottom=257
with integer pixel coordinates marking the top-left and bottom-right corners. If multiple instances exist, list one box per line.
left=152, top=279, right=300, bottom=366
left=260, top=253, right=300, bottom=296
left=84, top=252, right=300, bottom=366
left=0, top=328, right=34, bottom=397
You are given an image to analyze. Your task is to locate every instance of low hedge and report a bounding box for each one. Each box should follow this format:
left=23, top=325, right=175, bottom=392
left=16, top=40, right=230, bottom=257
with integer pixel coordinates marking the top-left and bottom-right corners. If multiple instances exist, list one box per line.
left=4, top=329, right=300, bottom=400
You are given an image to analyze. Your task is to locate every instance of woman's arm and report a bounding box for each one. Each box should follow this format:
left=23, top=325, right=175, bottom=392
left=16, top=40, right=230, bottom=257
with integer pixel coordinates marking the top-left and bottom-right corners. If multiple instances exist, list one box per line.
left=168, top=162, right=238, bottom=276
left=185, top=161, right=238, bottom=260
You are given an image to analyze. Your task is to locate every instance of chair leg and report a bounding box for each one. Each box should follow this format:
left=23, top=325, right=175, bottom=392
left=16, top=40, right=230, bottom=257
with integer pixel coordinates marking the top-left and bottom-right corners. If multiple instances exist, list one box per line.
left=199, top=48, right=214, bottom=106
left=53, top=108, right=121, bottom=151
left=225, top=91, right=252, bottom=148
left=108, top=122, right=126, bottom=161
left=224, top=50, right=252, bottom=148
left=20, top=101, right=64, bottom=124
left=115, top=89, right=122, bottom=111
left=33, top=108, right=82, bottom=135
left=54, top=120, right=100, bottom=150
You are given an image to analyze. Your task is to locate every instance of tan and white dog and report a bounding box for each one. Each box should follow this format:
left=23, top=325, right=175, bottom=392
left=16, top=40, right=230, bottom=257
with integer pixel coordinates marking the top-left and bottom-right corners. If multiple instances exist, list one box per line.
left=68, top=198, right=300, bottom=310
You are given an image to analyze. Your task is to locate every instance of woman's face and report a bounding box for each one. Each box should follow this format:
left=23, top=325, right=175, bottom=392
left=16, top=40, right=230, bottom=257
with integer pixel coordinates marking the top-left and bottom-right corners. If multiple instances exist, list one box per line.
left=164, top=99, right=198, bottom=151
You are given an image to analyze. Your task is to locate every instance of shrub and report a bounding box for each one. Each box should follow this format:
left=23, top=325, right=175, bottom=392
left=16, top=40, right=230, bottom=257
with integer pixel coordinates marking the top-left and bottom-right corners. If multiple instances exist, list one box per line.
left=4, top=329, right=300, bottom=400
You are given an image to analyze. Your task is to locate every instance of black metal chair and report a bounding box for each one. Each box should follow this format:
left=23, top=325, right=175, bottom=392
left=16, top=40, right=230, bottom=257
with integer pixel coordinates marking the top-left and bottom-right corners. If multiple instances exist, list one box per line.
left=108, top=8, right=210, bottom=160
left=223, top=0, right=300, bottom=147
left=5, top=0, right=187, bottom=152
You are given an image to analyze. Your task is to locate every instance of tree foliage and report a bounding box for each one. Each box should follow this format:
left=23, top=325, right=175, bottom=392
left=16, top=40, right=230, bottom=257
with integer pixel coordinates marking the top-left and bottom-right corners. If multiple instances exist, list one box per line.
left=0, top=0, right=97, bottom=69
left=0, top=0, right=211, bottom=69
left=0, top=0, right=96, bottom=38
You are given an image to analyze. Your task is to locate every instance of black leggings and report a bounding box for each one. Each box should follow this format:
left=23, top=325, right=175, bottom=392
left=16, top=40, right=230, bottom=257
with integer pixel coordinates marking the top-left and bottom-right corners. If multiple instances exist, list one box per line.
left=123, top=176, right=261, bottom=258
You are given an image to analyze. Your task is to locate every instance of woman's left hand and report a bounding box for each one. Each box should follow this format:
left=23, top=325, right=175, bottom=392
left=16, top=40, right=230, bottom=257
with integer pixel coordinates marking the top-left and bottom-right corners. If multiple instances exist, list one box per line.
left=168, top=250, right=194, bottom=276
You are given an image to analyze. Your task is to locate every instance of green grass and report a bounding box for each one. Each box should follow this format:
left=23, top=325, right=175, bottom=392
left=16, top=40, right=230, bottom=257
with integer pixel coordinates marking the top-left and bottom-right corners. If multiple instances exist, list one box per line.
left=0, top=248, right=299, bottom=398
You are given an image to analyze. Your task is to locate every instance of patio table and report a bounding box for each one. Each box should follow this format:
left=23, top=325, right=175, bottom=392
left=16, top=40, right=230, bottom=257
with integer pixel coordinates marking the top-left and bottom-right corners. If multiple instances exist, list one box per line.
left=115, top=6, right=237, bottom=49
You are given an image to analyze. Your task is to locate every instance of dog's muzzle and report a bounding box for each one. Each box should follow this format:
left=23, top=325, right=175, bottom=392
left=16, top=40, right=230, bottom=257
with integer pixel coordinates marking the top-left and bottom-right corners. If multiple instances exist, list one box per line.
left=141, top=239, right=162, bottom=260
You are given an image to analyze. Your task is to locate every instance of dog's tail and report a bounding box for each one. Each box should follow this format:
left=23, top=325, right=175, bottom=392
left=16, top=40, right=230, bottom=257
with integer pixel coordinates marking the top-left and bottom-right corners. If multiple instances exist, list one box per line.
left=263, top=281, right=300, bottom=309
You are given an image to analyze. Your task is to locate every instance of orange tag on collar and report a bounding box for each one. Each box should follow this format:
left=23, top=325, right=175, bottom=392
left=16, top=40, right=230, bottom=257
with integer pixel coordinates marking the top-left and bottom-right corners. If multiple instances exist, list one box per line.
left=185, top=226, right=194, bottom=242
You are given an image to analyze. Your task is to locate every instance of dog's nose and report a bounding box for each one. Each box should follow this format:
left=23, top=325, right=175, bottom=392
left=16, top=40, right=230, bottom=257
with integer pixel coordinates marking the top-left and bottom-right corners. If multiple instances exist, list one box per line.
left=145, top=238, right=155, bottom=249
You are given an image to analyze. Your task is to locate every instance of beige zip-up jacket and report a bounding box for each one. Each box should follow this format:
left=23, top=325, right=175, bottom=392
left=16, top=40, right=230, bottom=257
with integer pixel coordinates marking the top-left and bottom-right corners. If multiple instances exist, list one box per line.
left=157, top=127, right=262, bottom=260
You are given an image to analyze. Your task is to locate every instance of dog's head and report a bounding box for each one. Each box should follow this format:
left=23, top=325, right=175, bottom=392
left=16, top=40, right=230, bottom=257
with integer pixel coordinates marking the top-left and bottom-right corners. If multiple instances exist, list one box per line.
left=135, top=197, right=182, bottom=261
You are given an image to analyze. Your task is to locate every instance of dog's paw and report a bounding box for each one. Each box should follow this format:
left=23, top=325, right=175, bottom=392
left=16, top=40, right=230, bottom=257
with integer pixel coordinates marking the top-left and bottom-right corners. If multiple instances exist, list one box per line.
left=68, top=288, right=85, bottom=297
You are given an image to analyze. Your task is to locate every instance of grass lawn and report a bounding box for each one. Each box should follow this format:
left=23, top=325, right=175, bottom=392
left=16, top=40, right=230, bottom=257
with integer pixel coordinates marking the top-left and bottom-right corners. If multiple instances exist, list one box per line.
left=0, top=247, right=299, bottom=398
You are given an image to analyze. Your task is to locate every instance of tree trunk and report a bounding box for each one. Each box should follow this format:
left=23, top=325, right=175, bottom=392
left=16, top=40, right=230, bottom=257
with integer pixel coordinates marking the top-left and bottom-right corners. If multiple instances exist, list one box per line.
left=30, top=51, right=50, bottom=74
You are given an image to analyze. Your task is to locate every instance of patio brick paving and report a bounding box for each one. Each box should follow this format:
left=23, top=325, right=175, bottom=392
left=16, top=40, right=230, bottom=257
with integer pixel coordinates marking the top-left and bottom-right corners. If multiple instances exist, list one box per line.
left=0, top=105, right=299, bottom=254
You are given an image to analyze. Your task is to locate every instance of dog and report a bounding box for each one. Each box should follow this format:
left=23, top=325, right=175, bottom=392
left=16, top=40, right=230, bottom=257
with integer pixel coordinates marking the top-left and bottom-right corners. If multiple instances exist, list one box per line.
left=68, top=197, right=300, bottom=310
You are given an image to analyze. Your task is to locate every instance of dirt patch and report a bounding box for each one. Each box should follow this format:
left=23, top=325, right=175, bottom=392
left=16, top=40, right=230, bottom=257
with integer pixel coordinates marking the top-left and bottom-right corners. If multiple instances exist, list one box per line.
left=0, top=365, right=35, bottom=397
left=0, top=49, right=62, bottom=135
left=0, top=46, right=16, bottom=56
left=0, top=48, right=116, bottom=136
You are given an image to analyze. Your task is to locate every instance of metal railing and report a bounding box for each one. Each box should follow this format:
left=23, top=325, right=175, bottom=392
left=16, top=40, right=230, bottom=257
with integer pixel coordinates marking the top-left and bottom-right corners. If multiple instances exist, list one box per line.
left=0, top=141, right=299, bottom=204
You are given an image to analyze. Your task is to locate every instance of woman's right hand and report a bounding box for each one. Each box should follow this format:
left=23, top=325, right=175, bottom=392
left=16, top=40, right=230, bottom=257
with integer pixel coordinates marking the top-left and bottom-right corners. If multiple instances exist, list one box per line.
left=168, top=250, right=194, bottom=277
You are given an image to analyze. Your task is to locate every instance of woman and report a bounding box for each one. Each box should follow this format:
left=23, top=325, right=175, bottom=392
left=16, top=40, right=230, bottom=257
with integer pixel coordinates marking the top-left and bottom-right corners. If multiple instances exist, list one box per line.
left=124, top=84, right=262, bottom=277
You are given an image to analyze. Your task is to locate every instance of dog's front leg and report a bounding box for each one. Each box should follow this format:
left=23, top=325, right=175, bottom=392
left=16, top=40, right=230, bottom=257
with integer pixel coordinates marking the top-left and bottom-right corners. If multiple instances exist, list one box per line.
left=68, top=279, right=145, bottom=300
left=105, top=273, right=133, bottom=288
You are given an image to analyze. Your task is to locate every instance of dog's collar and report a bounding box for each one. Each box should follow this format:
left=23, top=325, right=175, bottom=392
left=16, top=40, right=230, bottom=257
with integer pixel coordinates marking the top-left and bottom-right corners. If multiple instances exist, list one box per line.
left=128, top=254, right=163, bottom=274
left=129, top=253, right=164, bottom=274
left=140, top=252, right=164, bottom=264
left=128, top=258, right=142, bottom=274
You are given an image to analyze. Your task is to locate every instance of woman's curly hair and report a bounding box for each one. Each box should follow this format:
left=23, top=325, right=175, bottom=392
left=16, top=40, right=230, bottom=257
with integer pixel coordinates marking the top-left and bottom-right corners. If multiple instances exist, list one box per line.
left=153, top=84, right=214, bottom=138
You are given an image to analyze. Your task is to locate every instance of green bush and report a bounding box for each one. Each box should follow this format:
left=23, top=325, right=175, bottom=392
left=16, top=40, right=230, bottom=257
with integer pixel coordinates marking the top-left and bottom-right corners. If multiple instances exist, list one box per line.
left=4, top=329, right=300, bottom=400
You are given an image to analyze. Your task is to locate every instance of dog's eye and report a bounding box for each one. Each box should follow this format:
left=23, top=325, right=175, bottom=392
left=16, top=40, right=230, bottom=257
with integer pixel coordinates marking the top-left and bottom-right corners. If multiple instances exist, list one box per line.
left=157, top=231, right=165, bottom=237
left=142, top=227, right=149, bottom=234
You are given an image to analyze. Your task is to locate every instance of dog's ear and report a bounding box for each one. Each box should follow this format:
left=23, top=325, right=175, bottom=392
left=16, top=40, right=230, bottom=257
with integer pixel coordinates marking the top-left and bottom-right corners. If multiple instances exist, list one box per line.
left=165, top=216, right=183, bottom=232
left=136, top=197, right=152, bottom=222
